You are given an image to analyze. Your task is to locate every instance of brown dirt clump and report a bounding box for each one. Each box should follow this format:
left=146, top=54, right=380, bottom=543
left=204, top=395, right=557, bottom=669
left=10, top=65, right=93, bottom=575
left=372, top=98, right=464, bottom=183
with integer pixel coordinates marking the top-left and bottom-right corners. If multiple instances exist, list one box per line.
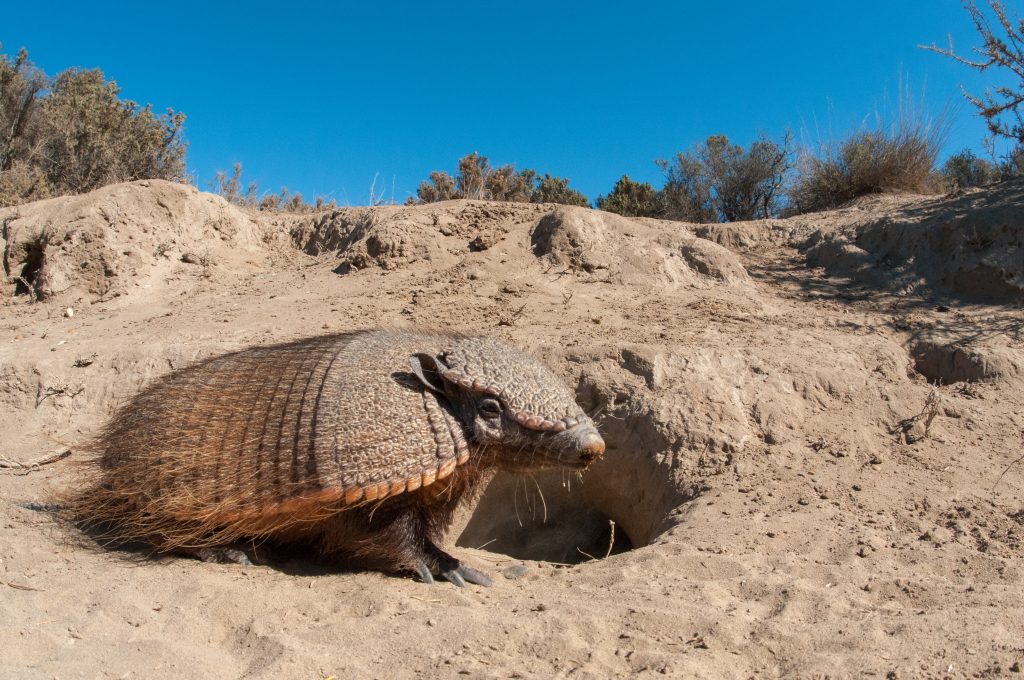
left=1, top=179, right=1022, bottom=678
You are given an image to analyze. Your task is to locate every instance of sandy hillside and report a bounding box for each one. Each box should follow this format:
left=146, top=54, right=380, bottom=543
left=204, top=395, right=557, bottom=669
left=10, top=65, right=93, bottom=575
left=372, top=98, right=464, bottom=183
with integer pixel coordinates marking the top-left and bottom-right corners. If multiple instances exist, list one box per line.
left=1, top=178, right=1022, bottom=679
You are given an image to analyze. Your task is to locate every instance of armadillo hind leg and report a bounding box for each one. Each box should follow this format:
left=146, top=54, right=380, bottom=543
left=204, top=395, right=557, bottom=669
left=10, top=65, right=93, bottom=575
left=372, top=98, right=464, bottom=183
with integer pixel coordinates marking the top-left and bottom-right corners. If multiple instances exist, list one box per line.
left=422, top=541, right=493, bottom=587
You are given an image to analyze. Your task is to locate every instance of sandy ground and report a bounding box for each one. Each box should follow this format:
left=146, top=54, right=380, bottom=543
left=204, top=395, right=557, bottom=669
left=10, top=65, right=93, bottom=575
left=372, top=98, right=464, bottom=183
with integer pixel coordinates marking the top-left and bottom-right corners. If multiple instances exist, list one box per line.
left=1, top=179, right=1022, bottom=679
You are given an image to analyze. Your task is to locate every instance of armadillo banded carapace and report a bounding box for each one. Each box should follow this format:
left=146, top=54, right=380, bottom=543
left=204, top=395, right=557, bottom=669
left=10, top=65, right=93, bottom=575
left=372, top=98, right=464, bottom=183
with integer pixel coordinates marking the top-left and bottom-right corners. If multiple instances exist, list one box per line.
left=72, top=330, right=605, bottom=586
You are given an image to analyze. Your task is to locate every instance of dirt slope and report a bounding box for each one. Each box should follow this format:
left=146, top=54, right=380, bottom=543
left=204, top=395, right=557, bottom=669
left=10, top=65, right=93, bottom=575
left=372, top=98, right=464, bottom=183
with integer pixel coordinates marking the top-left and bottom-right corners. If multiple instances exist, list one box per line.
left=1, top=179, right=1022, bottom=679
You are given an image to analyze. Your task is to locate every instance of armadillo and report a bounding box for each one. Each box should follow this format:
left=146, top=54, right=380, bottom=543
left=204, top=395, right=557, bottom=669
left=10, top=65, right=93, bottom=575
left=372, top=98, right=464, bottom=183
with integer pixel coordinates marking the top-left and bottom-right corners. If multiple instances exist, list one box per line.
left=70, top=330, right=605, bottom=586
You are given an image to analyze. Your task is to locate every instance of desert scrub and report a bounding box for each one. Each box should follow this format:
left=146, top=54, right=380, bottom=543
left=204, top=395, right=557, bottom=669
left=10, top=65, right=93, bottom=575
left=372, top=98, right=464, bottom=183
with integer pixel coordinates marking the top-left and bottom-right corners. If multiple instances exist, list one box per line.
left=412, top=152, right=588, bottom=206
left=657, top=134, right=792, bottom=222
left=0, top=45, right=185, bottom=207
left=788, top=107, right=948, bottom=214
left=596, top=175, right=662, bottom=218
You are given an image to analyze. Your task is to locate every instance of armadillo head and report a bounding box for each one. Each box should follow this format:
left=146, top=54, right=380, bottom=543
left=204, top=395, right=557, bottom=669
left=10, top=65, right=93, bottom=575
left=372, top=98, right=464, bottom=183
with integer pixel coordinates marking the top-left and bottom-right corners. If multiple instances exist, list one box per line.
left=409, top=337, right=604, bottom=471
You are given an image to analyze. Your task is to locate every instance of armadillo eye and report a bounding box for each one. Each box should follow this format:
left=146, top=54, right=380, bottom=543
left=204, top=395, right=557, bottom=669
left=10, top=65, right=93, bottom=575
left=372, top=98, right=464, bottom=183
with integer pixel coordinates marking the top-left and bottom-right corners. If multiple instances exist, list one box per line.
left=479, top=398, right=502, bottom=418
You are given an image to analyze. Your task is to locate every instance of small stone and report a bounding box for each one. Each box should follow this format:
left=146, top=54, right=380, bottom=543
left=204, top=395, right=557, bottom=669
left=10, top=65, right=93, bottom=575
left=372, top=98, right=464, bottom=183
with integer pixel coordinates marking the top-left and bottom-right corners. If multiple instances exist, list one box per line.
left=64, top=307, right=74, bottom=318
left=869, top=452, right=884, bottom=465
left=502, top=564, right=529, bottom=580
left=426, top=618, right=436, bottom=627
left=852, top=484, right=862, bottom=491
left=1009, top=661, right=1020, bottom=673
left=181, top=252, right=201, bottom=264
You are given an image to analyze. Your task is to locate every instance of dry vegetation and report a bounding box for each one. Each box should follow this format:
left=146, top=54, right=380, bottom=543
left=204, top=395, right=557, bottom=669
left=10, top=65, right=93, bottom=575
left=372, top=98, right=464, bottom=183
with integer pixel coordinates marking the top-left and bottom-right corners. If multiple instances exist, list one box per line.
left=411, top=151, right=589, bottom=206
left=2, top=0, right=1024, bottom=221
left=0, top=46, right=185, bottom=208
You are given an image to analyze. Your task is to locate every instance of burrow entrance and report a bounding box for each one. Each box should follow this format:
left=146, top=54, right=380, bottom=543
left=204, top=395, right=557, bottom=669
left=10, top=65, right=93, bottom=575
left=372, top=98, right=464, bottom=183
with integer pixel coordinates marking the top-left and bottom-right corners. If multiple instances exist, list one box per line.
left=910, top=338, right=1017, bottom=385
left=455, top=386, right=701, bottom=565
left=6, top=234, right=45, bottom=298
left=456, top=471, right=634, bottom=565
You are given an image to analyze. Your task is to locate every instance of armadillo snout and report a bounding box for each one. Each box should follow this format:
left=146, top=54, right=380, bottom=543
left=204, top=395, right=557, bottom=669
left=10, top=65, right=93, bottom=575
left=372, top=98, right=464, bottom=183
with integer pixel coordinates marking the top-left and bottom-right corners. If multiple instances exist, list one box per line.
left=574, top=426, right=606, bottom=466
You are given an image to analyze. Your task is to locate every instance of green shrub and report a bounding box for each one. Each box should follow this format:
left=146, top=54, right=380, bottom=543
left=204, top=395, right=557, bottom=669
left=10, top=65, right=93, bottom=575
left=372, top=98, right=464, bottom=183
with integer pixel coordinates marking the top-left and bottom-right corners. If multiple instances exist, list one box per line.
left=0, top=45, right=186, bottom=207
left=1001, top=143, right=1024, bottom=177
left=941, top=149, right=1000, bottom=188
left=657, top=133, right=791, bottom=222
left=413, top=152, right=588, bottom=206
left=657, top=152, right=716, bottom=222
left=532, top=173, right=588, bottom=206
left=596, top=175, right=662, bottom=217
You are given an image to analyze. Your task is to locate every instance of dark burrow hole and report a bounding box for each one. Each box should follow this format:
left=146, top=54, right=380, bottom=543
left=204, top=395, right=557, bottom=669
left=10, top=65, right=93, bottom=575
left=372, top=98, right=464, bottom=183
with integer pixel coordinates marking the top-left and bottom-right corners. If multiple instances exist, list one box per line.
left=456, top=472, right=635, bottom=565
left=12, top=237, right=45, bottom=297
left=910, top=339, right=999, bottom=385
left=455, top=399, right=700, bottom=565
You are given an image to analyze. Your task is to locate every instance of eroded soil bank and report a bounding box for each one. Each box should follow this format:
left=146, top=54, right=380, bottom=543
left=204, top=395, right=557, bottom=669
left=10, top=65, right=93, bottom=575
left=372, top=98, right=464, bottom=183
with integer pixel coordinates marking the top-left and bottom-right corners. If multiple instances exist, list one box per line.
left=1, top=179, right=1022, bottom=678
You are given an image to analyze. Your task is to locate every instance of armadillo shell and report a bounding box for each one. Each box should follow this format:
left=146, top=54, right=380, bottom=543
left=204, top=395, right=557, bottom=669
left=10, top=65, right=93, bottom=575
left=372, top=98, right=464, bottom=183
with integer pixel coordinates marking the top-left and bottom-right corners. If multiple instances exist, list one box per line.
left=96, top=331, right=470, bottom=526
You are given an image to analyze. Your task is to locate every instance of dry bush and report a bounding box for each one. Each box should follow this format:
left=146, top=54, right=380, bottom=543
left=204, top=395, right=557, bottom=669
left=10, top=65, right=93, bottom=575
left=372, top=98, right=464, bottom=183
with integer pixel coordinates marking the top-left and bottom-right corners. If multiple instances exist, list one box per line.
left=209, top=162, right=334, bottom=213
left=0, top=45, right=186, bottom=207
left=595, top=175, right=662, bottom=217
left=788, top=105, right=948, bottom=214
left=923, top=0, right=1024, bottom=144
left=658, top=133, right=791, bottom=222
left=413, top=152, right=588, bottom=206
left=657, top=152, right=715, bottom=223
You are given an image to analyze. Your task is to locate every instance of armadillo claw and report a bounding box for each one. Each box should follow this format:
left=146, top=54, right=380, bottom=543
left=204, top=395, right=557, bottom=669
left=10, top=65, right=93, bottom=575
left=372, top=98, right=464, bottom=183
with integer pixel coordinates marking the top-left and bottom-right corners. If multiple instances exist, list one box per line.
left=441, top=563, right=493, bottom=587
left=442, top=568, right=467, bottom=587
left=416, top=560, right=493, bottom=587
left=414, top=563, right=436, bottom=584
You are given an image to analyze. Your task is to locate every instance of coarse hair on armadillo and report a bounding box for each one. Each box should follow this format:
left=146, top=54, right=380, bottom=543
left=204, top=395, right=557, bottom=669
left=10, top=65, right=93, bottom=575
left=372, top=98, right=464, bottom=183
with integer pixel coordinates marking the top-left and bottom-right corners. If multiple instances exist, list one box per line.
left=65, top=332, right=357, bottom=551
left=62, top=328, right=585, bottom=555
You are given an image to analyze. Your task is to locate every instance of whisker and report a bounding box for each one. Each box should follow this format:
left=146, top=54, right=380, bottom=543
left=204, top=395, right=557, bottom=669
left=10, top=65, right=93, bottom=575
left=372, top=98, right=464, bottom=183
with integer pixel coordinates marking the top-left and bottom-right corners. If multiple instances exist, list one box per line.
left=528, top=472, right=548, bottom=524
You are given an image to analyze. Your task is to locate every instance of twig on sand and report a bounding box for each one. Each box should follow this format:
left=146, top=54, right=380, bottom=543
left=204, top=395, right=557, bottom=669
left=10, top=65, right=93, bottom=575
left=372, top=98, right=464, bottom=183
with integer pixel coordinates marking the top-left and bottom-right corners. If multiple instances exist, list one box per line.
left=0, top=447, right=71, bottom=474
left=991, top=430, right=1024, bottom=493
left=2, top=580, right=42, bottom=591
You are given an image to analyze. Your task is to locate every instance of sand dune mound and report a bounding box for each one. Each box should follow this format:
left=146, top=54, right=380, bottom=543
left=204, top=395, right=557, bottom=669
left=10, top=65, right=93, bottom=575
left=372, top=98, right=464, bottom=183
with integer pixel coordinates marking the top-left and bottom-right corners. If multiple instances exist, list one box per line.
left=1, top=180, right=276, bottom=302
left=290, top=200, right=545, bottom=273
left=804, top=179, right=1024, bottom=300
left=531, top=206, right=752, bottom=289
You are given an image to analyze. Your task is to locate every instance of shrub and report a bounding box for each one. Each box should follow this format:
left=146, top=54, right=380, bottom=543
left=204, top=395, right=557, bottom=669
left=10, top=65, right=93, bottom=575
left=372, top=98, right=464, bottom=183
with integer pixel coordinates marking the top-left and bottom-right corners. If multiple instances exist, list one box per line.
left=416, top=171, right=456, bottom=203
left=941, top=148, right=1000, bottom=188
left=788, top=110, right=947, bottom=214
left=596, top=175, right=662, bottom=217
left=210, top=163, right=258, bottom=207
left=923, top=1, right=1024, bottom=144
left=1000, top=143, right=1024, bottom=176
left=413, top=152, right=588, bottom=206
left=657, top=151, right=715, bottom=222
left=209, top=162, right=334, bottom=213
left=658, top=133, right=791, bottom=222
left=0, top=45, right=186, bottom=207
left=532, top=173, right=588, bottom=206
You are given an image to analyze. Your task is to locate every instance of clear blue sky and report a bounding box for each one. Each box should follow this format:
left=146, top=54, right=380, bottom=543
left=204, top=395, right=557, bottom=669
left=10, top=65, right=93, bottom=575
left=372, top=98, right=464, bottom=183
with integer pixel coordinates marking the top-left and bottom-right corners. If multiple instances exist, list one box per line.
left=3, top=1, right=1020, bottom=205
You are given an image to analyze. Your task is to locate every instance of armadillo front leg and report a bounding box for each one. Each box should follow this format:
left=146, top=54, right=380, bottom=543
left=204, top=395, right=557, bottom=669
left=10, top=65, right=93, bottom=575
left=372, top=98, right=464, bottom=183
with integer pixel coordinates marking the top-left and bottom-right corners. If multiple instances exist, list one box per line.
left=320, top=501, right=492, bottom=586
left=422, top=543, right=492, bottom=587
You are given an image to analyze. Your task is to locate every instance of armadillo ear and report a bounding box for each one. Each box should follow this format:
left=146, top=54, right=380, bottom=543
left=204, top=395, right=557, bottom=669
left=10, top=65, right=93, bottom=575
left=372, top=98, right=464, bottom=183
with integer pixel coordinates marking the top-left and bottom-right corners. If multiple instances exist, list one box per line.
left=409, top=353, right=450, bottom=394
